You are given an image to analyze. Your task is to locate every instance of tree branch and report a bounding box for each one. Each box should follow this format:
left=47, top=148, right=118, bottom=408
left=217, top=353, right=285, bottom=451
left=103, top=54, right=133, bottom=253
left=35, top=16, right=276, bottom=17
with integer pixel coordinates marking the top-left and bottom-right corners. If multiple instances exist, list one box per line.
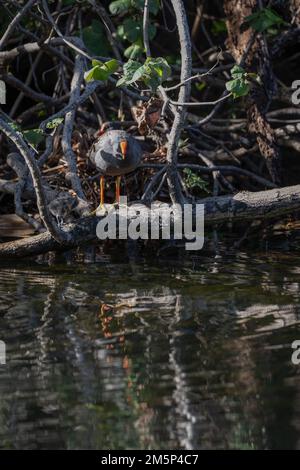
left=2, top=184, right=300, bottom=258
left=0, top=117, right=71, bottom=243
left=167, top=0, right=192, bottom=204
left=61, top=55, right=88, bottom=203
left=0, top=0, right=38, bottom=51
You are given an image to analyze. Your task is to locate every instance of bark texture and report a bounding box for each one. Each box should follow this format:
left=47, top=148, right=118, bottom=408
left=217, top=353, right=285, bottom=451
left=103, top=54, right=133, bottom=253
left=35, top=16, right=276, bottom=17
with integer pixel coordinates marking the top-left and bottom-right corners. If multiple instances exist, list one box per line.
left=224, top=0, right=281, bottom=185
left=1, top=185, right=300, bottom=258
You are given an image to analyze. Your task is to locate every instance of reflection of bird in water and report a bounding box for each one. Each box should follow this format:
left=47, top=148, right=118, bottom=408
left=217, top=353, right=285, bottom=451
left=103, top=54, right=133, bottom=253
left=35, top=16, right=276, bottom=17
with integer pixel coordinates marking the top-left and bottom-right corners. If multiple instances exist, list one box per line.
left=89, top=127, right=143, bottom=208
left=98, top=302, right=134, bottom=346
left=48, top=194, right=78, bottom=226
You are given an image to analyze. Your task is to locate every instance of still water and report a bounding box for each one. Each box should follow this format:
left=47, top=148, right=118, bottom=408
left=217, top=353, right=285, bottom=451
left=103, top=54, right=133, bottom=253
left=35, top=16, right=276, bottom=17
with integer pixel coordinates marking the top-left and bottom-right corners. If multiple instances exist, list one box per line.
left=0, top=252, right=300, bottom=449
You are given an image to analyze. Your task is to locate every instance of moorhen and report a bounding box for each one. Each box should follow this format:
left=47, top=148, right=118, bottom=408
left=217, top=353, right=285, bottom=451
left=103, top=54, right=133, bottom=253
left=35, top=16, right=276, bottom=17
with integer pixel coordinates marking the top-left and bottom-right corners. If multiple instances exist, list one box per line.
left=89, top=129, right=142, bottom=207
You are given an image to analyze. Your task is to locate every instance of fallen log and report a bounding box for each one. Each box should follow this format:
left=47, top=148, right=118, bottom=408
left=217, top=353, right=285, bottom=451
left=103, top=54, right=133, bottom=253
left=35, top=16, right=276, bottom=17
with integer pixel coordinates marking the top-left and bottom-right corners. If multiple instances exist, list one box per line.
left=1, top=184, right=300, bottom=258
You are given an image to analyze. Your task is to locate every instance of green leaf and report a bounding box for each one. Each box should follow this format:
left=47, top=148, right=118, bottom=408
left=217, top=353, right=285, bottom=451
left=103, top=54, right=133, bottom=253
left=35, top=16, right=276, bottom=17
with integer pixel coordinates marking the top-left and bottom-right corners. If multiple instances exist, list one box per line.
left=91, top=59, right=103, bottom=67
left=116, top=77, right=127, bottom=87
left=117, top=19, right=142, bottom=43
left=46, top=117, right=64, bottom=129
left=82, top=20, right=110, bottom=56
left=84, top=59, right=119, bottom=82
left=8, top=122, right=20, bottom=132
left=226, top=65, right=256, bottom=99
left=116, top=59, right=142, bottom=86
left=131, top=65, right=147, bottom=83
left=231, top=65, right=245, bottom=80
left=244, top=8, right=286, bottom=33
left=116, top=57, right=170, bottom=91
left=110, top=0, right=159, bottom=15
left=23, top=129, right=45, bottom=148
left=124, top=42, right=143, bottom=59
left=195, top=81, right=206, bottom=92
left=183, top=168, right=209, bottom=193
left=104, top=59, right=119, bottom=74
left=144, top=74, right=160, bottom=91
left=146, top=57, right=171, bottom=81
left=109, top=0, right=131, bottom=15
left=84, top=65, right=104, bottom=82
left=117, top=18, right=156, bottom=43
left=226, top=78, right=250, bottom=99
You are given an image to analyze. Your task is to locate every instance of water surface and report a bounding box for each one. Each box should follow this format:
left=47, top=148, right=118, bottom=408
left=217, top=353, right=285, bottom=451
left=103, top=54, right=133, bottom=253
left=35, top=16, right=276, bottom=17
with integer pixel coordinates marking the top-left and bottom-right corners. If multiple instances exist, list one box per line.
left=0, top=253, right=300, bottom=449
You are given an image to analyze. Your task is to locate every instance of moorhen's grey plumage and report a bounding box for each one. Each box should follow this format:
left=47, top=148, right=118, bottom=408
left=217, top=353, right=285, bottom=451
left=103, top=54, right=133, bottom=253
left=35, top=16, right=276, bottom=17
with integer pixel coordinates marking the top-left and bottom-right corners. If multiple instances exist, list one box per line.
left=89, top=129, right=142, bottom=206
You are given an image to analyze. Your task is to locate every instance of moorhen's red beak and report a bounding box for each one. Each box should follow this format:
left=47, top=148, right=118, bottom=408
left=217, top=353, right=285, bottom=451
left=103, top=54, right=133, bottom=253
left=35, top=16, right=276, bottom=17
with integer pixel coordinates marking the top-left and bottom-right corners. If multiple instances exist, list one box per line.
left=120, top=140, right=128, bottom=160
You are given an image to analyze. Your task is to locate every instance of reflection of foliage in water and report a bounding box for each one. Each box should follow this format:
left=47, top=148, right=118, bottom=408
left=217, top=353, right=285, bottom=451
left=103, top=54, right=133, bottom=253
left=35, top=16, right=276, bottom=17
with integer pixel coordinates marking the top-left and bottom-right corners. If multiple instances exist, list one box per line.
left=0, top=255, right=300, bottom=449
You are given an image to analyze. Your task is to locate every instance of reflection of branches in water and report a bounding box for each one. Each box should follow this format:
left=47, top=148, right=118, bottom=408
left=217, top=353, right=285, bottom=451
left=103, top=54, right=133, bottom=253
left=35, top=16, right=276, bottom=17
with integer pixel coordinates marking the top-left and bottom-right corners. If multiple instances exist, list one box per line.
left=1, top=263, right=300, bottom=448
left=35, top=280, right=100, bottom=407
left=110, top=284, right=300, bottom=449
left=0, top=272, right=113, bottom=448
left=168, top=294, right=228, bottom=450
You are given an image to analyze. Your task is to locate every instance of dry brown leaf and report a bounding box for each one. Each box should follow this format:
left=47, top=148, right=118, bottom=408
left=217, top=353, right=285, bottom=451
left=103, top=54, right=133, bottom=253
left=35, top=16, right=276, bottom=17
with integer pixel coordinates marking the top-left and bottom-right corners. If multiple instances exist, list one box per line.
left=131, top=98, right=163, bottom=135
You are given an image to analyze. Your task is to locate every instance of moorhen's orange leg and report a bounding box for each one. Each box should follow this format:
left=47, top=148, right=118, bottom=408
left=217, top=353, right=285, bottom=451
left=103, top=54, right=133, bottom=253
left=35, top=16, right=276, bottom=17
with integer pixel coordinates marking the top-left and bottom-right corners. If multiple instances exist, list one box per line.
left=115, top=176, right=121, bottom=203
left=100, top=175, right=105, bottom=207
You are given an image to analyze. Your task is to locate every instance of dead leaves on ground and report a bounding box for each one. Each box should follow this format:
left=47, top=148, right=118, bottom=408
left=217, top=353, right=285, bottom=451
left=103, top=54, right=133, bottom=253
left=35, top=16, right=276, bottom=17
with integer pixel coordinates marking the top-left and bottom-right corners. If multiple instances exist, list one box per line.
left=131, top=98, right=163, bottom=135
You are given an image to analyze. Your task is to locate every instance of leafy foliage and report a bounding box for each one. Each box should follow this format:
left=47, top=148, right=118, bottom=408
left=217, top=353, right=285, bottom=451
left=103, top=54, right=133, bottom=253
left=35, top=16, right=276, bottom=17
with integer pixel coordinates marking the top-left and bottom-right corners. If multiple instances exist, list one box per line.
left=109, top=0, right=159, bottom=58
left=183, top=169, right=210, bottom=193
left=117, top=18, right=156, bottom=58
left=109, top=0, right=159, bottom=15
left=123, top=42, right=143, bottom=59
left=226, top=65, right=257, bottom=99
left=244, top=8, right=286, bottom=33
left=116, top=57, right=171, bottom=91
left=9, top=121, right=45, bottom=149
left=8, top=120, right=61, bottom=148
left=84, top=59, right=119, bottom=82
left=46, top=118, right=64, bottom=129
left=82, top=20, right=110, bottom=56
left=23, top=129, right=45, bottom=148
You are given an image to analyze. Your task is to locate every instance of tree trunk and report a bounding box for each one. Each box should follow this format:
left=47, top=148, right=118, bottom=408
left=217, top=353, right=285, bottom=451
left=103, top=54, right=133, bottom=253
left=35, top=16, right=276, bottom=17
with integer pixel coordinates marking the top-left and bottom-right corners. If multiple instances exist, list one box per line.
left=224, top=0, right=281, bottom=184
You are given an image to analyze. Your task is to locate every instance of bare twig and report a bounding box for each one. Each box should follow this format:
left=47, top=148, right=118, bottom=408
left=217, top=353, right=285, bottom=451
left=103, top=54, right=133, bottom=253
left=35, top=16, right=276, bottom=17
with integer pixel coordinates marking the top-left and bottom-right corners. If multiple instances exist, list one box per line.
left=0, top=0, right=38, bottom=51
left=141, top=163, right=276, bottom=189
left=170, top=92, right=231, bottom=107
left=0, top=117, right=71, bottom=243
left=61, top=55, right=87, bottom=203
left=141, top=165, right=167, bottom=202
left=87, top=0, right=123, bottom=60
left=166, top=0, right=193, bottom=204
left=40, top=81, right=101, bottom=130
left=7, top=153, right=43, bottom=232
left=143, top=0, right=151, bottom=57
left=163, top=58, right=222, bottom=92
left=41, top=0, right=92, bottom=61
left=1, top=72, right=55, bottom=104
left=0, top=37, right=74, bottom=65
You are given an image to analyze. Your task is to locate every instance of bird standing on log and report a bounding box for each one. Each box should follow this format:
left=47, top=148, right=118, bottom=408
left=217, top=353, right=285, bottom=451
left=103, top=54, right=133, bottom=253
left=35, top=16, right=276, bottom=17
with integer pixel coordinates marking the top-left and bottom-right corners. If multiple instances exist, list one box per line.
left=89, top=127, right=143, bottom=208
